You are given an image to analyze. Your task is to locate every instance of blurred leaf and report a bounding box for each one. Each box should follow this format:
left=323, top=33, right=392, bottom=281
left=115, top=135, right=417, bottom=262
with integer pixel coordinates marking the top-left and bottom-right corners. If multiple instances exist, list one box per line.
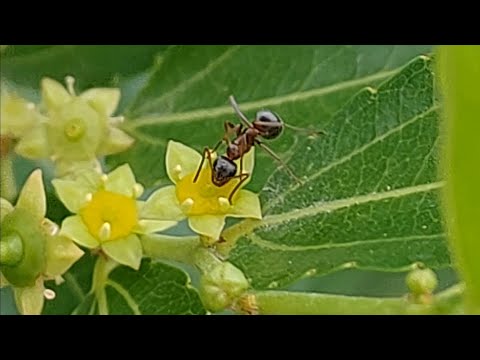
left=223, top=56, right=450, bottom=289
left=1, top=45, right=169, bottom=111
left=106, top=259, right=205, bottom=315
left=109, top=45, right=432, bottom=190
left=437, top=45, right=480, bottom=313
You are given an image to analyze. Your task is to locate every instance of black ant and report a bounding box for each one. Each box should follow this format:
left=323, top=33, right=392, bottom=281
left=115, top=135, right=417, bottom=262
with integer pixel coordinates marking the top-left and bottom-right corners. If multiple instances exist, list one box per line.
left=193, top=95, right=325, bottom=203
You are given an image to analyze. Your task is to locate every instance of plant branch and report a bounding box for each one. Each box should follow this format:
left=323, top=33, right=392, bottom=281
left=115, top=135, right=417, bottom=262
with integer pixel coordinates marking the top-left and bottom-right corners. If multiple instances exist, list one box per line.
left=252, top=284, right=465, bottom=315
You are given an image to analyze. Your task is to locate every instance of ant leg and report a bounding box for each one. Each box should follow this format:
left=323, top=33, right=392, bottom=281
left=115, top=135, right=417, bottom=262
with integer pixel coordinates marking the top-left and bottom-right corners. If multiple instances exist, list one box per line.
left=227, top=173, right=250, bottom=204
left=194, top=147, right=215, bottom=183
left=229, top=95, right=254, bottom=128
left=255, top=140, right=303, bottom=185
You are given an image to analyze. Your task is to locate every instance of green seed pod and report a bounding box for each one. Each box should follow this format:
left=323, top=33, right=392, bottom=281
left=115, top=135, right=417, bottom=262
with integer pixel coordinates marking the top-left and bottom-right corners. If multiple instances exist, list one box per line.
left=406, top=268, right=438, bottom=296
left=0, top=208, right=46, bottom=287
left=199, top=262, right=249, bottom=312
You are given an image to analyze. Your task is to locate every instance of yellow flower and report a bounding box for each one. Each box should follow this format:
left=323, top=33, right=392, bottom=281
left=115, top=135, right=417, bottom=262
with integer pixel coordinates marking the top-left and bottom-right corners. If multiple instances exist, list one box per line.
left=53, top=164, right=177, bottom=270
left=142, top=141, right=262, bottom=241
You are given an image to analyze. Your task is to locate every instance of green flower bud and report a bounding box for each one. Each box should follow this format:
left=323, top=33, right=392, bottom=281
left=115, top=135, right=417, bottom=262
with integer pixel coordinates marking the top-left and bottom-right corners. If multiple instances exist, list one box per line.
left=406, top=268, right=438, bottom=296
left=199, top=262, right=249, bottom=312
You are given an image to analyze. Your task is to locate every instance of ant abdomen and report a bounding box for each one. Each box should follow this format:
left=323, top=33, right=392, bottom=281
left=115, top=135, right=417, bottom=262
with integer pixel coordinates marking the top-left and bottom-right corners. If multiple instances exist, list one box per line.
left=254, top=110, right=283, bottom=140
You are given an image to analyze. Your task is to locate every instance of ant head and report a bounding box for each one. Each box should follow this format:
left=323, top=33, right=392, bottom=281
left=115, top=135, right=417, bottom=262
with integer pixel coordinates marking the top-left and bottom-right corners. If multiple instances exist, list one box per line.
left=254, top=110, right=283, bottom=140
left=212, top=156, right=237, bottom=186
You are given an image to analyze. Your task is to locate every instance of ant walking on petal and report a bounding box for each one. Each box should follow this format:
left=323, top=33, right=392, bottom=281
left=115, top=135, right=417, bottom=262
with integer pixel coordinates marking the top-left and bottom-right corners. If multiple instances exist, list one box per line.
left=193, top=95, right=325, bottom=204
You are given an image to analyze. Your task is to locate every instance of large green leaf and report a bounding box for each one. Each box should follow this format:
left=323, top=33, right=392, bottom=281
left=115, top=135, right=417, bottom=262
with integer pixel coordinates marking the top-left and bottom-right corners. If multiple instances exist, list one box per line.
left=221, top=55, right=450, bottom=289
left=105, top=259, right=205, bottom=315
left=42, top=257, right=205, bottom=315
left=109, top=45, right=432, bottom=190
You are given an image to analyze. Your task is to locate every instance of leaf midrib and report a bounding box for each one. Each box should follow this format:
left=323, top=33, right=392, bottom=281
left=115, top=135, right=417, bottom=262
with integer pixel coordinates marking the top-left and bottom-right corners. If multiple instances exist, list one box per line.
left=263, top=104, right=440, bottom=212
left=221, top=181, right=444, bottom=251
left=246, top=232, right=444, bottom=251
left=122, top=67, right=400, bottom=129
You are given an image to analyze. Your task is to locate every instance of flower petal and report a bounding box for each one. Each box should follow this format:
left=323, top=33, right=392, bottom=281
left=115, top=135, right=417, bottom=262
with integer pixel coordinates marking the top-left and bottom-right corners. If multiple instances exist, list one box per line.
left=141, top=185, right=185, bottom=221
left=79, top=88, right=120, bottom=116
left=59, top=215, right=99, bottom=249
left=101, top=234, right=142, bottom=270
left=104, top=163, right=136, bottom=197
left=134, top=219, right=178, bottom=234
left=97, top=127, right=134, bottom=156
left=227, top=189, right=262, bottom=219
left=55, top=159, right=103, bottom=180
left=0, top=197, right=14, bottom=222
left=188, top=214, right=226, bottom=240
left=45, top=235, right=85, bottom=277
left=41, top=77, right=72, bottom=110
left=15, top=169, right=46, bottom=221
left=0, top=272, right=10, bottom=288
left=0, top=92, right=41, bottom=138
left=14, top=124, right=50, bottom=159
left=235, top=146, right=255, bottom=179
left=52, top=178, right=92, bottom=213
left=166, top=140, right=202, bottom=183
left=13, top=278, right=45, bottom=315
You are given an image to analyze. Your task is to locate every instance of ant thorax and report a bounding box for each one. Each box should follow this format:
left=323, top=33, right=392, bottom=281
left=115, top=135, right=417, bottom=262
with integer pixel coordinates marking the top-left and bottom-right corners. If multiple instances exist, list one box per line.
left=226, top=143, right=242, bottom=160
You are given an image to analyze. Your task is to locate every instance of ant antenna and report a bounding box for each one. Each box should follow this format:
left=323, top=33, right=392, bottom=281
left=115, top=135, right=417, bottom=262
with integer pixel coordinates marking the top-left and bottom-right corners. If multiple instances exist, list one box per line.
left=229, top=95, right=254, bottom=128
left=284, top=123, right=327, bottom=138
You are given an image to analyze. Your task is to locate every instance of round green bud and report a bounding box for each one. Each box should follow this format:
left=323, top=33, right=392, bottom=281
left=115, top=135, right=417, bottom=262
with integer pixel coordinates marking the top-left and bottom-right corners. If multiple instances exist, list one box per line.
left=199, top=262, right=249, bottom=312
left=406, top=268, right=438, bottom=295
left=0, top=208, right=46, bottom=287
left=0, top=233, right=23, bottom=266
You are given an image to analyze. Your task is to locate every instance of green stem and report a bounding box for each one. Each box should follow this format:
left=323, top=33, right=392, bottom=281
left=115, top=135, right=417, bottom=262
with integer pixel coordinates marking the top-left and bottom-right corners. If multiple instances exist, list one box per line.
left=438, top=46, right=480, bottom=314
left=192, top=247, right=224, bottom=274
left=253, top=284, right=465, bottom=315
left=141, top=234, right=201, bottom=264
left=0, top=154, right=17, bottom=202
left=141, top=234, right=224, bottom=275
left=90, top=255, right=118, bottom=315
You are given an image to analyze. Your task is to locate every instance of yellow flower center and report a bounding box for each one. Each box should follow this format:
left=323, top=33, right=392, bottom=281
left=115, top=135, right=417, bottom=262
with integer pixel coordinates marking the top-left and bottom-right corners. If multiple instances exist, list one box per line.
left=176, top=165, right=242, bottom=216
left=80, top=190, right=137, bottom=242
left=64, top=117, right=86, bottom=141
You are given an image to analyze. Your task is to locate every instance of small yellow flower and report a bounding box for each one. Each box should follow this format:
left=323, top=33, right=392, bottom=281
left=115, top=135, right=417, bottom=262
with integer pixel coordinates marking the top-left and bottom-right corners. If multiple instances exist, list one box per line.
left=142, top=141, right=262, bottom=241
left=0, top=169, right=84, bottom=315
left=14, top=77, right=134, bottom=177
left=53, top=164, right=177, bottom=270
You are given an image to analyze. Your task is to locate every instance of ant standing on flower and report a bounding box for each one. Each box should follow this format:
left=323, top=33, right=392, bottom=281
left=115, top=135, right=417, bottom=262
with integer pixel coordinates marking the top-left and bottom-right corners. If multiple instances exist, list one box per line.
left=193, top=95, right=325, bottom=204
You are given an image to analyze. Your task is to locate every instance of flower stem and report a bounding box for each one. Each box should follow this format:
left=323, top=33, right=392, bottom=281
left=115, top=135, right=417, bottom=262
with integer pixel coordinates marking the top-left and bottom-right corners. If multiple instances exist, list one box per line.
left=141, top=234, right=202, bottom=263
left=252, top=284, right=465, bottom=315
left=0, top=154, right=17, bottom=202
left=90, top=255, right=118, bottom=315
